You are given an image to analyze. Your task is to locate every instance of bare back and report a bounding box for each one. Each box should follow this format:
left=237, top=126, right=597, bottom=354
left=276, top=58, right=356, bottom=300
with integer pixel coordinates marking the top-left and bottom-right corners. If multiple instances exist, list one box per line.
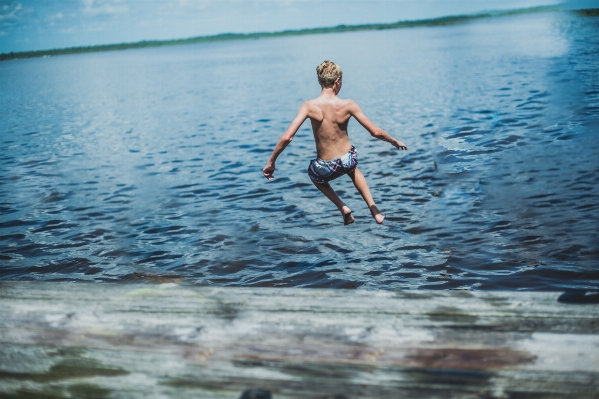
left=305, top=97, right=354, bottom=161
left=262, top=79, right=405, bottom=183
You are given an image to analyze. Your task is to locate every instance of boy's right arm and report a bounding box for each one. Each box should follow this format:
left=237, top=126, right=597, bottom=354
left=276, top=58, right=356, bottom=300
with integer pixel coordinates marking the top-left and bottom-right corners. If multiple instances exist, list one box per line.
left=348, top=101, right=407, bottom=150
left=263, top=103, right=309, bottom=180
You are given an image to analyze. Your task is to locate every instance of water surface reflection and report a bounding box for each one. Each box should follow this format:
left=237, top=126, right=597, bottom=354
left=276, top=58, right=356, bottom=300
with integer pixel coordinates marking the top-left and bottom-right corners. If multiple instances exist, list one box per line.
left=0, top=11, right=598, bottom=289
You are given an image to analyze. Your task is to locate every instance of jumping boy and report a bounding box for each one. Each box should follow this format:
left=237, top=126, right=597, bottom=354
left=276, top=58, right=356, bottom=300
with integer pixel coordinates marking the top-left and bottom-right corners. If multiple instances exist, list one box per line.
left=263, top=60, right=407, bottom=225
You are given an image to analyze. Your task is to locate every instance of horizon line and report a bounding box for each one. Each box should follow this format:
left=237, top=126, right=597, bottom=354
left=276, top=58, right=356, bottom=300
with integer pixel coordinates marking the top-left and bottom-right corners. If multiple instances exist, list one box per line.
left=1, top=5, right=597, bottom=62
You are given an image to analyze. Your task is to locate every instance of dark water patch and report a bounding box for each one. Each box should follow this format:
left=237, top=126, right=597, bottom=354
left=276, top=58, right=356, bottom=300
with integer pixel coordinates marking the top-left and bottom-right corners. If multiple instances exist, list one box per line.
left=0, top=219, right=36, bottom=229
left=27, top=258, right=95, bottom=274
left=2, top=243, right=50, bottom=258
left=169, top=183, right=199, bottom=190
left=41, top=191, right=71, bottom=204
left=558, top=290, right=599, bottom=304
left=0, top=233, right=26, bottom=241
left=404, top=226, right=439, bottom=235
left=143, top=225, right=186, bottom=235
left=0, top=205, right=19, bottom=215
left=31, top=220, right=78, bottom=234
left=19, top=157, right=56, bottom=168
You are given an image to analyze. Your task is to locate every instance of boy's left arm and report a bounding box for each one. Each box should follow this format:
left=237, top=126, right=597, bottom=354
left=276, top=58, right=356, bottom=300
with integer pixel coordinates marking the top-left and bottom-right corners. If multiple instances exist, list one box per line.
left=263, top=103, right=309, bottom=180
left=348, top=101, right=407, bottom=150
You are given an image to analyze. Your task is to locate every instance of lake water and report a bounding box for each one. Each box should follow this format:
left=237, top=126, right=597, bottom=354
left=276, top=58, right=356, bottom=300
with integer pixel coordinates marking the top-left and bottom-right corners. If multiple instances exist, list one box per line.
left=1, top=11, right=598, bottom=290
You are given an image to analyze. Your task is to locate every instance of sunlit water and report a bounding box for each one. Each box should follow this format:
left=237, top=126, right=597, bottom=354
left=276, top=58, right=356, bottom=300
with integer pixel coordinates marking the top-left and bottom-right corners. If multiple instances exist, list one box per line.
left=1, top=11, right=598, bottom=290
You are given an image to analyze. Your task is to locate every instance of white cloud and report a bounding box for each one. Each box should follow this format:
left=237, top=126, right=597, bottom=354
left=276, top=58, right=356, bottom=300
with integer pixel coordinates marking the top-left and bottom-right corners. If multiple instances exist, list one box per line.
left=82, top=0, right=128, bottom=16
left=0, top=2, right=22, bottom=22
left=46, top=11, right=64, bottom=27
left=175, top=0, right=210, bottom=10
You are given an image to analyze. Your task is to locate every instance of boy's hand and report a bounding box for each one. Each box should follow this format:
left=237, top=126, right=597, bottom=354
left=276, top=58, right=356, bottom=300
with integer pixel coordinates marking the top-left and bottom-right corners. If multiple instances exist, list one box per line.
left=393, top=140, right=408, bottom=150
left=263, top=163, right=275, bottom=180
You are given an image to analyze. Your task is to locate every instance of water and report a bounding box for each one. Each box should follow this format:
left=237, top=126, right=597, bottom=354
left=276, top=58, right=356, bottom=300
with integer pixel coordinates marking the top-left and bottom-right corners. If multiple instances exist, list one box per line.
left=1, top=11, right=598, bottom=290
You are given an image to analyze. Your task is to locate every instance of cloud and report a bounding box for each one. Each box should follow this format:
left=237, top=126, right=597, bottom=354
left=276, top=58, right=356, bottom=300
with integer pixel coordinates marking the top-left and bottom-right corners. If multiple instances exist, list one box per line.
left=46, top=11, right=64, bottom=27
left=0, top=2, right=22, bottom=23
left=174, top=0, right=210, bottom=10
left=0, top=1, right=34, bottom=33
left=82, top=0, right=128, bottom=16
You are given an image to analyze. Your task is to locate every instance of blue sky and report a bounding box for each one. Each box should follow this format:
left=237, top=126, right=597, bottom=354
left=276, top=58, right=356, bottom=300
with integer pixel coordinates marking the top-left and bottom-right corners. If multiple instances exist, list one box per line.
left=0, top=0, right=595, bottom=53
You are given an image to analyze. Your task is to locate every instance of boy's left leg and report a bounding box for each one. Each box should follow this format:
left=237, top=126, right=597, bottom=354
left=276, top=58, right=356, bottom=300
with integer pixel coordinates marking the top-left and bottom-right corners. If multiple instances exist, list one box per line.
left=310, top=178, right=354, bottom=225
left=347, top=168, right=385, bottom=224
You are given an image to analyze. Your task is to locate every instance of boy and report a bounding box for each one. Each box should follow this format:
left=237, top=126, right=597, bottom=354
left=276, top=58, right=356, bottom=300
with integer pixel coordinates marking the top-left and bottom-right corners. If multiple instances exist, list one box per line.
left=263, top=61, right=407, bottom=225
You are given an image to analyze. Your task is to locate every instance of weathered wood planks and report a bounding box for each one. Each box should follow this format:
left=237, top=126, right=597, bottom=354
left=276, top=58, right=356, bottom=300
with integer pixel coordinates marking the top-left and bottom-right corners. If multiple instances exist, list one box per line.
left=0, top=282, right=598, bottom=398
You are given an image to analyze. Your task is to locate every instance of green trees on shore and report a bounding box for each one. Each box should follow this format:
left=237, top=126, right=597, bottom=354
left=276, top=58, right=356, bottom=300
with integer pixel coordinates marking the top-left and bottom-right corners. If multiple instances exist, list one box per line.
left=2, top=6, right=594, bottom=62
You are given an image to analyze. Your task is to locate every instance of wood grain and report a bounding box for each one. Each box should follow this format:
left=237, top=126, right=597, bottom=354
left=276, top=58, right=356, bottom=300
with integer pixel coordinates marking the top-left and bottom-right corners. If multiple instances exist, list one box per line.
left=0, top=282, right=597, bottom=398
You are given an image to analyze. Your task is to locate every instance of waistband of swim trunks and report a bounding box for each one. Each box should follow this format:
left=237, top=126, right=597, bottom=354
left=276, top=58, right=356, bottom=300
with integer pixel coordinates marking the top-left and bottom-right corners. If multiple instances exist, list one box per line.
left=315, top=146, right=357, bottom=163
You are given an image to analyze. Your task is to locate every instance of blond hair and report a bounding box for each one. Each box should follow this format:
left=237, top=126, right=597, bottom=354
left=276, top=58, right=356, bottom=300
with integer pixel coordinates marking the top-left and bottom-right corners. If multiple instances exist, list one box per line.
left=316, top=60, right=342, bottom=88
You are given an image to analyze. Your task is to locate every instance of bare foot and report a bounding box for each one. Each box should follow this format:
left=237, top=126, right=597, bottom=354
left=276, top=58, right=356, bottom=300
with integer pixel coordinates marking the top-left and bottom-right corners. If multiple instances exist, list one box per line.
left=374, top=213, right=385, bottom=224
left=341, top=205, right=354, bottom=226
left=369, top=205, right=385, bottom=224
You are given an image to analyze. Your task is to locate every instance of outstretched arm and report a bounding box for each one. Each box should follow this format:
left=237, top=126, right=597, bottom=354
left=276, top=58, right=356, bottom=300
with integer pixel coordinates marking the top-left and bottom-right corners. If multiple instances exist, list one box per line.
left=349, top=101, right=407, bottom=150
left=263, top=103, right=309, bottom=180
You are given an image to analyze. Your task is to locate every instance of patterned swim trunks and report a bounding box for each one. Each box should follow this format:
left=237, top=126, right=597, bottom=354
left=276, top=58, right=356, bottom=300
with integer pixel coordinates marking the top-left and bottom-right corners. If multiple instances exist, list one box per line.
left=308, top=146, right=358, bottom=184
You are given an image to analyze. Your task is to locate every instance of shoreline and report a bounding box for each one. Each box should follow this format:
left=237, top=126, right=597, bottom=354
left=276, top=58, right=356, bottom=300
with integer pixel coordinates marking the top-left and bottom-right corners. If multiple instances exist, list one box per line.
left=2, top=5, right=591, bottom=62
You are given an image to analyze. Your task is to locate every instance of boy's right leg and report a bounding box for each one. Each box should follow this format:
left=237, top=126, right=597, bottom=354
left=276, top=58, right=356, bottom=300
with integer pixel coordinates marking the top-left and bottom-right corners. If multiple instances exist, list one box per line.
left=347, top=168, right=385, bottom=224
left=310, top=177, right=354, bottom=225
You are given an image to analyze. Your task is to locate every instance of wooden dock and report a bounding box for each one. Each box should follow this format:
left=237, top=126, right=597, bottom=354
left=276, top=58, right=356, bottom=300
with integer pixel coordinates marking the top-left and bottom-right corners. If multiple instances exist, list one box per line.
left=1, top=282, right=598, bottom=398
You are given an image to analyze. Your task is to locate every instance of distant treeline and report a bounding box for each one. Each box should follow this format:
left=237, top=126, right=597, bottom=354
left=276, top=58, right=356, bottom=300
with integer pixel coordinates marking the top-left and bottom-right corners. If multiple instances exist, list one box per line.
left=576, top=8, right=599, bottom=16
left=1, top=6, right=597, bottom=62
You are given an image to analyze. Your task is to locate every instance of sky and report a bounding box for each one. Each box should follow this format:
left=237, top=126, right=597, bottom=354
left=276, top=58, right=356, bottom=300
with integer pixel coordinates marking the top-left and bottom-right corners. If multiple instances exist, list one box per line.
left=1, top=0, right=596, bottom=53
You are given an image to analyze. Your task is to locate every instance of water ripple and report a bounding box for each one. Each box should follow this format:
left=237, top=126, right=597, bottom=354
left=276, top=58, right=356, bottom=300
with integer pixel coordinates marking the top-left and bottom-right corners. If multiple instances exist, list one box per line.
left=1, top=11, right=598, bottom=289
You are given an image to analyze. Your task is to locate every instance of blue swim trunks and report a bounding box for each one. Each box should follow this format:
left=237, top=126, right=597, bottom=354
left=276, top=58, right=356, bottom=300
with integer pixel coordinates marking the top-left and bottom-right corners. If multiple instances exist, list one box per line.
left=308, top=146, right=358, bottom=184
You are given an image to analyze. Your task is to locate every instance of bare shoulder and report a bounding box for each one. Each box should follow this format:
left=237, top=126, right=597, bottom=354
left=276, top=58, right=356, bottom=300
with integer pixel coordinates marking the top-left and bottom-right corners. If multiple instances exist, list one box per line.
left=302, top=98, right=319, bottom=111
left=303, top=98, right=318, bottom=108
left=343, top=98, right=357, bottom=107
left=298, top=98, right=321, bottom=120
left=342, top=99, right=361, bottom=113
left=293, top=100, right=314, bottom=118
